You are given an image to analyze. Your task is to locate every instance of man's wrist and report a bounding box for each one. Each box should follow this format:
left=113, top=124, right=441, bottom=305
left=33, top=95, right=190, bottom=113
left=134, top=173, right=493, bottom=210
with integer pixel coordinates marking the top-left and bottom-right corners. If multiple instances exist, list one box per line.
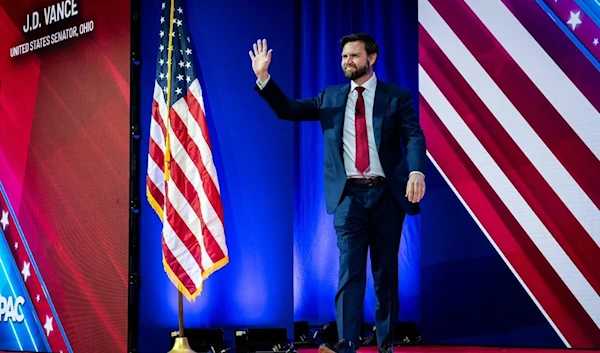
left=257, top=72, right=269, bottom=84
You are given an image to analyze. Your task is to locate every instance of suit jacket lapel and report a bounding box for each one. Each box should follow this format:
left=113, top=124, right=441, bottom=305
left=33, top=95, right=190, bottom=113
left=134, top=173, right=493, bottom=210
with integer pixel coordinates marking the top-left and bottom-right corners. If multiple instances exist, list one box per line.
left=334, top=84, right=350, bottom=152
left=373, top=81, right=389, bottom=151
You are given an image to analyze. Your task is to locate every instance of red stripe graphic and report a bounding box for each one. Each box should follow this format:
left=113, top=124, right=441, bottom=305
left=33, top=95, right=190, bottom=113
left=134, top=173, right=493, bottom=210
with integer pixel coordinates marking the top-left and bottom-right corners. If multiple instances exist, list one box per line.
left=430, top=0, right=600, bottom=210
left=501, top=0, right=600, bottom=113
left=419, top=24, right=600, bottom=298
left=419, top=96, right=600, bottom=347
left=0, top=188, right=71, bottom=352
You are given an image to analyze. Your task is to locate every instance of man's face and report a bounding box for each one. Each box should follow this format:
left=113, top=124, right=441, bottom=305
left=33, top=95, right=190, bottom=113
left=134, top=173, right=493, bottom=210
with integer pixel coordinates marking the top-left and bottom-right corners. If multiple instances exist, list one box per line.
left=341, top=41, right=374, bottom=80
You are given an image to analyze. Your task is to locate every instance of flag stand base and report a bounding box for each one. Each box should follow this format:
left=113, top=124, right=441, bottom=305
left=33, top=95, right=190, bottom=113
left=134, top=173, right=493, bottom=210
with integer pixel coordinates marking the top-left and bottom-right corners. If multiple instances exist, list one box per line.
left=168, top=337, right=197, bottom=353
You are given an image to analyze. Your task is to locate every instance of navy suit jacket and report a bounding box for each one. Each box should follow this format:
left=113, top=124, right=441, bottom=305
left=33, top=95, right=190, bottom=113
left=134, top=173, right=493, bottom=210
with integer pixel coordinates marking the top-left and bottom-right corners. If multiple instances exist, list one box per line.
left=255, top=77, right=426, bottom=215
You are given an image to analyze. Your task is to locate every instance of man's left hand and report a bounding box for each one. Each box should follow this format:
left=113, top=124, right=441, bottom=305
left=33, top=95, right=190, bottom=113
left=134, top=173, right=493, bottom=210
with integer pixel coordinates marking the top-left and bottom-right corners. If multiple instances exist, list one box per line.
left=406, top=173, right=426, bottom=203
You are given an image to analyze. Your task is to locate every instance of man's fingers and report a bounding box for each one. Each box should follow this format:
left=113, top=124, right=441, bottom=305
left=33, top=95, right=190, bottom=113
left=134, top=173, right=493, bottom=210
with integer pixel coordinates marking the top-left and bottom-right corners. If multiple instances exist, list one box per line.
left=249, top=51, right=255, bottom=60
left=415, top=182, right=426, bottom=202
left=415, top=185, right=422, bottom=203
left=267, top=49, right=273, bottom=60
left=406, top=181, right=414, bottom=202
left=262, top=38, right=268, bottom=53
left=406, top=180, right=426, bottom=203
left=253, top=43, right=258, bottom=56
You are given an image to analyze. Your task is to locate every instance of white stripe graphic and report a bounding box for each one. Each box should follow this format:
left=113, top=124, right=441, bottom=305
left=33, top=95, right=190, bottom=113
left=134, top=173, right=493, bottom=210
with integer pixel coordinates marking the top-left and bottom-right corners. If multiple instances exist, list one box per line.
left=465, top=0, right=600, bottom=160
left=463, top=0, right=600, bottom=245
left=423, top=151, right=569, bottom=347
left=419, top=61, right=600, bottom=329
left=419, top=0, right=600, bottom=251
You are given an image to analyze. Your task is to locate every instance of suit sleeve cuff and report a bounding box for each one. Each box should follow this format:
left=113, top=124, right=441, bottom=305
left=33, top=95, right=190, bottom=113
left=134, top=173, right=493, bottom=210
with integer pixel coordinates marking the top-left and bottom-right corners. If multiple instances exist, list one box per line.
left=256, top=75, right=271, bottom=90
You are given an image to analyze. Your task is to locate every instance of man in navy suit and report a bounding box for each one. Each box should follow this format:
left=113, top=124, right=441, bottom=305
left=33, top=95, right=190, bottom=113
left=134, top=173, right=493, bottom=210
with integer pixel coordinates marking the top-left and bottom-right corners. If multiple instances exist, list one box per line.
left=249, top=33, right=426, bottom=353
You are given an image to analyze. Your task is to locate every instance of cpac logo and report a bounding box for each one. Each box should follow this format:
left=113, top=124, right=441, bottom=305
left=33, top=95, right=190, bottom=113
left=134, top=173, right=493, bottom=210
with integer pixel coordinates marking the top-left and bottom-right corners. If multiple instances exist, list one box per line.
left=0, top=295, right=25, bottom=322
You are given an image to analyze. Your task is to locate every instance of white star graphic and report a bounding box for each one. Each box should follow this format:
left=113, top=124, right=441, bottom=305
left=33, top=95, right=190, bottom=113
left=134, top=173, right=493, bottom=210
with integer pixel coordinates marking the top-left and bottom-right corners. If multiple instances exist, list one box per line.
left=175, top=87, right=182, bottom=95
left=567, top=10, right=582, bottom=31
left=177, top=7, right=183, bottom=14
left=160, top=16, right=165, bottom=24
left=21, top=261, right=31, bottom=282
left=36, top=294, right=41, bottom=302
left=162, top=2, right=165, bottom=9
left=44, top=316, right=54, bottom=336
left=159, top=44, right=164, bottom=52
left=185, top=48, right=192, bottom=56
left=176, top=19, right=183, bottom=27
left=177, top=74, right=184, bottom=81
left=14, top=242, right=18, bottom=250
left=1, top=210, right=9, bottom=231
left=594, top=38, right=599, bottom=46
left=159, top=30, right=165, bottom=38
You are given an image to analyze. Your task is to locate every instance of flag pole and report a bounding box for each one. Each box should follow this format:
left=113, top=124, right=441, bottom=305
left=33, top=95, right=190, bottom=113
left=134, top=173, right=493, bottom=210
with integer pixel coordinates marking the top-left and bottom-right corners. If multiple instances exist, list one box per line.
left=164, top=0, right=196, bottom=350
left=179, top=290, right=184, bottom=338
left=168, top=290, right=197, bottom=353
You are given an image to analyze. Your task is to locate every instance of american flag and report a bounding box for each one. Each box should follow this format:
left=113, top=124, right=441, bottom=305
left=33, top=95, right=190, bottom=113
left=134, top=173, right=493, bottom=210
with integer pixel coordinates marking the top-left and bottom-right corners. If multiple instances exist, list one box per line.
left=419, top=0, right=600, bottom=349
left=146, top=0, right=229, bottom=301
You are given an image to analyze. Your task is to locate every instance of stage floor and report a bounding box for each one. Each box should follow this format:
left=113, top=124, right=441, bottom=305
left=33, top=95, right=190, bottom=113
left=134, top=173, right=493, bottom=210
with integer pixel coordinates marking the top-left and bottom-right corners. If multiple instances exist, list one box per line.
left=3, top=348, right=598, bottom=353
left=298, top=347, right=599, bottom=353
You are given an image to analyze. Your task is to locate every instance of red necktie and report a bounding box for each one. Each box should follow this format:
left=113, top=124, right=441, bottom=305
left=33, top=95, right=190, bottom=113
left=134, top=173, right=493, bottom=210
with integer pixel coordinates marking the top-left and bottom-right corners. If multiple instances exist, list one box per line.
left=354, top=86, right=369, bottom=173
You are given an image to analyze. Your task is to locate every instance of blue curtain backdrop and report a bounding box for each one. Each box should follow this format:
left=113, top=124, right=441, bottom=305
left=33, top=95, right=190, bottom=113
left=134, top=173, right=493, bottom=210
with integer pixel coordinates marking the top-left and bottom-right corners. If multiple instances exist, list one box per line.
left=292, top=0, right=421, bottom=327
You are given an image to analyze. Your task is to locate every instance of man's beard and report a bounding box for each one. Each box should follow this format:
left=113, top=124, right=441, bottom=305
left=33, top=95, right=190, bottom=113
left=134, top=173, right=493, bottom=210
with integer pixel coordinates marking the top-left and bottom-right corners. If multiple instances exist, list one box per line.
left=343, top=62, right=370, bottom=80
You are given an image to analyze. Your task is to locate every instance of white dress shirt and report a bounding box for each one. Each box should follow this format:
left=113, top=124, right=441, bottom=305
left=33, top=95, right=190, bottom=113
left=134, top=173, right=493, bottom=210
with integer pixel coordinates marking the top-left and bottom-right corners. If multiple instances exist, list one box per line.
left=343, top=72, right=384, bottom=178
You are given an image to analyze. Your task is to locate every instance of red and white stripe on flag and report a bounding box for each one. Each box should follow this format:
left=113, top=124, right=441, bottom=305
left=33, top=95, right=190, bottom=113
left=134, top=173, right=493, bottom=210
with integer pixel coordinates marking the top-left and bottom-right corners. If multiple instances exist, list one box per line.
left=146, top=0, right=228, bottom=301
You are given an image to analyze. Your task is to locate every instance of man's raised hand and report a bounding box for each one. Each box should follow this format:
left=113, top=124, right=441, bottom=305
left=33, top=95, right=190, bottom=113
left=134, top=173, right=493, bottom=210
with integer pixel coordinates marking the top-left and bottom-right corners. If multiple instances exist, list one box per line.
left=249, top=38, right=272, bottom=83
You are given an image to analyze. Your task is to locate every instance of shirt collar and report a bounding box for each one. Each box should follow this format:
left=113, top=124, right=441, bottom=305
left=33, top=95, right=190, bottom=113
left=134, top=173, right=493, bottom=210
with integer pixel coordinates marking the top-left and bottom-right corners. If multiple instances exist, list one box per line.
left=351, top=71, right=377, bottom=93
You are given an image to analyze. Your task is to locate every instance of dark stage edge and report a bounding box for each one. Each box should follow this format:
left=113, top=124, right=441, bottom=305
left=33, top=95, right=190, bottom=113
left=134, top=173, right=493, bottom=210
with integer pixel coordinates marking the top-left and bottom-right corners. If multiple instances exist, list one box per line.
left=2, top=347, right=599, bottom=353
left=298, top=347, right=599, bottom=353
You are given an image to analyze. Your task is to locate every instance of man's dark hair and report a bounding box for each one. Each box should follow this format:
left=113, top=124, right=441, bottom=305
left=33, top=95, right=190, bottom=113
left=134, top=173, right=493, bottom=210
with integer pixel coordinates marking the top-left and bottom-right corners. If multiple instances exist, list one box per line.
left=340, top=33, right=379, bottom=57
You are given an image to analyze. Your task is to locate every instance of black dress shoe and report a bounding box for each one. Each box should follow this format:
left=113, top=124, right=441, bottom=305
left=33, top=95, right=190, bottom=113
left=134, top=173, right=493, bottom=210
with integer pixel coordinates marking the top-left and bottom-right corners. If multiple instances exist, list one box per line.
left=318, top=339, right=356, bottom=353
left=378, top=343, right=394, bottom=353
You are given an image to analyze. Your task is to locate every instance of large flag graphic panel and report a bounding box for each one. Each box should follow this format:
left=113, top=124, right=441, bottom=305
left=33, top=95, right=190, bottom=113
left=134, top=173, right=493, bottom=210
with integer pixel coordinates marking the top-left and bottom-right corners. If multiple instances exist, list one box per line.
left=419, top=0, right=600, bottom=349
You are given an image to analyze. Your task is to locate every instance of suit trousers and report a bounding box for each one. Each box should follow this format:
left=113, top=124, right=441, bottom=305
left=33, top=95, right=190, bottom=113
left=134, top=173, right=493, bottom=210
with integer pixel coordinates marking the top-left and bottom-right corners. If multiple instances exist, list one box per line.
left=333, top=181, right=405, bottom=349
